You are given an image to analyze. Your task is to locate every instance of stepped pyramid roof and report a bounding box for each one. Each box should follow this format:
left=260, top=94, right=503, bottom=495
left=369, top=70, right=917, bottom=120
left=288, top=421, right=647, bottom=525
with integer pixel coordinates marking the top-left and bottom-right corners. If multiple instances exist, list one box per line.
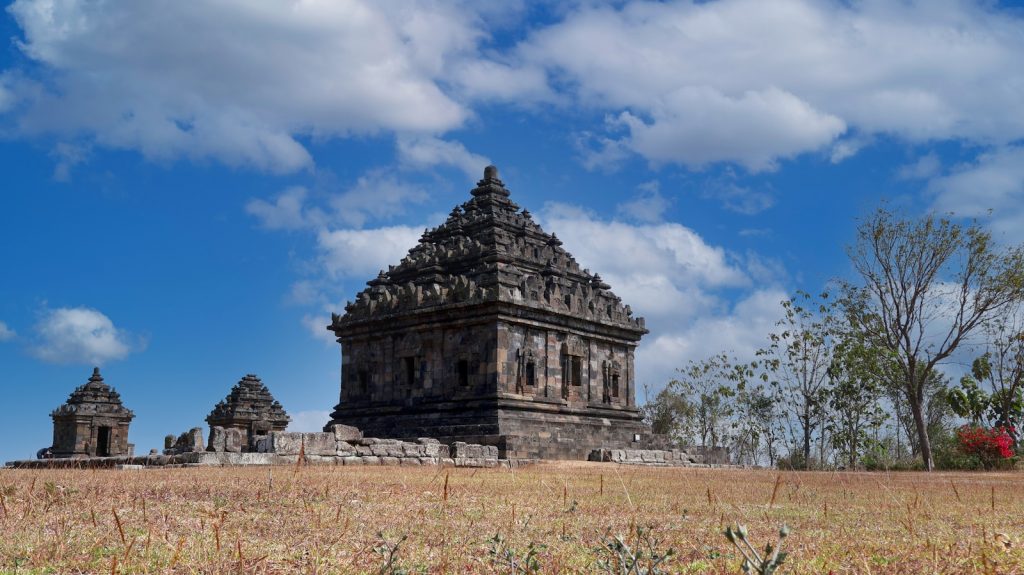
left=206, top=374, right=290, bottom=429
left=331, top=165, right=646, bottom=335
left=51, top=367, right=134, bottom=420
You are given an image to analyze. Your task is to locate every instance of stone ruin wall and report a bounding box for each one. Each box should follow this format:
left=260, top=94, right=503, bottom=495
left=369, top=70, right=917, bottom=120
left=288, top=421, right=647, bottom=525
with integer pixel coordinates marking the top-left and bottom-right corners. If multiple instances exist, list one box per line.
left=590, top=446, right=733, bottom=467
left=8, top=426, right=500, bottom=469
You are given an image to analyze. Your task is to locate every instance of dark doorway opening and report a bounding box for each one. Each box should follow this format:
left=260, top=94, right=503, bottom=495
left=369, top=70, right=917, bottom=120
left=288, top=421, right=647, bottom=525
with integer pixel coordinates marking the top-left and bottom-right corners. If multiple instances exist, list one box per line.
left=96, top=426, right=111, bottom=456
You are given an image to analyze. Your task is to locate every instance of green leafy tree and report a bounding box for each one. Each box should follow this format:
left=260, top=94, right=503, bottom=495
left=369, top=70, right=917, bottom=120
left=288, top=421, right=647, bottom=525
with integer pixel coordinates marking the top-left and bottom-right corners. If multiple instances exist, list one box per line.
left=949, top=314, right=1024, bottom=443
left=844, top=208, right=1024, bottom=470
left=643, top=386, right=696, bottom=445
left=669, top=354, right=740, bottom=450
left=827, top=335, right=889, bottom=468
left=947, top=371, right=991, bottom=427
left=759, top=291, right=836, bottom=469
left=733, top=383, right=785, bottom=466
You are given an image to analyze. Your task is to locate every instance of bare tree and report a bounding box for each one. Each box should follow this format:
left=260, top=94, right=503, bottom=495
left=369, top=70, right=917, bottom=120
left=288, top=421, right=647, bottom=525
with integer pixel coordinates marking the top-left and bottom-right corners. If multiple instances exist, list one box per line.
left=845, top=209, right=1024, bottom=470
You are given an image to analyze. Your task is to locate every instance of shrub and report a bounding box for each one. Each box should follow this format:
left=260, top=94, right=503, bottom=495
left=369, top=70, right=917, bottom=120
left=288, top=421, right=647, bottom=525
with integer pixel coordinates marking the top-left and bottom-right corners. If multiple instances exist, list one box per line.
left=955, top=425, right=1015, bottom=468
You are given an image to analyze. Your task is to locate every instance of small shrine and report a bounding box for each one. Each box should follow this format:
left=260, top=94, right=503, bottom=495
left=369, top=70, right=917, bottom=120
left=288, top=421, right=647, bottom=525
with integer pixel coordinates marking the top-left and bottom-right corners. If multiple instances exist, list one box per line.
left=206, top=374, right=290, bottom=451
left=50, top=367, right=135, bottom=458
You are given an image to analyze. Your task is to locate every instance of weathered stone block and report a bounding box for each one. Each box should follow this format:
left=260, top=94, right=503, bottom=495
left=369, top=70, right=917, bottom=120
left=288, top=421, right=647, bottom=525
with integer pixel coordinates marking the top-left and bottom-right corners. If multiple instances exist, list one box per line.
left=355, top=445, right=372, bottom=456
left=341, top=456, right=364, bottom=466
left=402, top=443, right=425, bottom=457
left=380, top=456, right=400, bottom=466
left=224, top=427, right=244, bottom=453
left=187, top=428, right=205, bottom=452
left=400, top=458, right=421, bottom=466
left=361, top=456, right=381, bottom=465
left=330, top=424, right=363, bottom=442
left=269, top=432, right=335, bottom=456
left=207, top=427, right=226, bottom=452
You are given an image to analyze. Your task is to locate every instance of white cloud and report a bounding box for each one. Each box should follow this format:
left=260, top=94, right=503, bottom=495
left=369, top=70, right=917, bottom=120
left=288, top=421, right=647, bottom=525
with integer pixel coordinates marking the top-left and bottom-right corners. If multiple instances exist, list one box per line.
left=540, top=204, right=786, bottom=392
left=928, top=145, right=1024, bottom=242
left=4, top=1, right=488, bottom=172
left=0, top=321, right=15, bottom=341
left=246, top=186, right=323, bottom=231
left=636, top=288, right=787, bottom=390
left=537, top=202, right=786, bottom=392
left=702, top=178, right=775, bottom=215
left=898, top=152, right=942, bottom=181
left=317, top=225, right=423, bottom=280
left=330, top=170, right=430, bottom=228
left=287, top=410, right=332, bottom=433
left=829, top=136, right=872, bottom=164
left=617, top=181, right=671, bottom=223
left=247, top=170, right=429, bottom=232
left=396, top=135, right=490, bottom=181
left=50, top=142, right=90, bottom=182
left=31, top=306, right=142, bottom=365
left=616, top=87, right=845, bottom=171
left=518, top=0, right=1024, bottom=169
left=302, top=314, right=339, bottom=346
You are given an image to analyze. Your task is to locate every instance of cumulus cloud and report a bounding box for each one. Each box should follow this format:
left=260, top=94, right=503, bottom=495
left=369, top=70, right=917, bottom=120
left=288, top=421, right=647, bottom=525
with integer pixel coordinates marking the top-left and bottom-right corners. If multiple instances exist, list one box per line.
left=287, top=410, right=332, bottom=433
left=247, top=170, right=429, bottom=231
left=31, top=306, right=142, bottom=365
left=898, top=152, right=942, bottom=181
left=329, top=171, right=430, bottom=228
left=636, top=288, right=788, bottom=390
left=617, top=181, right=671, bottom=223
left=537, top=202, right=786, bottom=392
left=246, top=186, right=323, bottom=231
left=396, top=135, right=490, bottom=181
left=928, top=145, right=1024, bottom=242
left=0, top=321, right=15, bottom=341
left=317, top=225, right=423, bottom=280
left=519, top=0, right=1024, bottom=169
left=3, top=0, right=491, bottom=172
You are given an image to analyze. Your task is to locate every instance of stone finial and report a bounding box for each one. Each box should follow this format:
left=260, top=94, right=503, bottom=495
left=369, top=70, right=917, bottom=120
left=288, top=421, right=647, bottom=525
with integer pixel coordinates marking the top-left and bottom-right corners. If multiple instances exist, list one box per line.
left=471, top=164, right=509, bottom=198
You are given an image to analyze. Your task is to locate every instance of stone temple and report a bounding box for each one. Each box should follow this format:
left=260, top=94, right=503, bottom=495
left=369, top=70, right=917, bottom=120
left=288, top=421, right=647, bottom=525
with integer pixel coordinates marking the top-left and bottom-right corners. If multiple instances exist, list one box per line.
left=51, top=367, right=134, bottom=458
left=324, top=166, right=654, bottom=460
left=206, top=374, right=290, bottom=451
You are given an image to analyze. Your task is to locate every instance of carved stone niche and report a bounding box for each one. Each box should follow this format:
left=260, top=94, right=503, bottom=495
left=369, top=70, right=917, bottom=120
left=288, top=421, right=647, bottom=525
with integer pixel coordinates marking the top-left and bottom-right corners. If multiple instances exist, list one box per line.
left=602, top=360, right=623, bottom=404
left=515, top=348, right=538, bottom=394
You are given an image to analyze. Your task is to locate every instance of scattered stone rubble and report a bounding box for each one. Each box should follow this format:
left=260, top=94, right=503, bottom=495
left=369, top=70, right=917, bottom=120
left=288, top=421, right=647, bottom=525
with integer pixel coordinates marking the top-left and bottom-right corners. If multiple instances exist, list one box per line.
left=589, top=447, right=731, bottom=467
left=162, top=427, right=205, bottom=455
left=7, top=425, right=500, bottom=469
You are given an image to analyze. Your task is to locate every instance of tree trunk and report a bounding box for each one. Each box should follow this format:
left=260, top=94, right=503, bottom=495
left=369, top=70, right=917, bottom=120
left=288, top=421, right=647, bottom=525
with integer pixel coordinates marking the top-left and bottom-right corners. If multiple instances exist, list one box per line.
left=908, top=390, right=934, bottom=471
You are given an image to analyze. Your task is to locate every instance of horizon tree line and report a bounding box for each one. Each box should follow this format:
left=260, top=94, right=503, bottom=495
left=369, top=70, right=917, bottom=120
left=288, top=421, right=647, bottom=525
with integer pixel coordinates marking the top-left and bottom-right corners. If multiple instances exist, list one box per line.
left=645, top=206, right=1024, bottom=471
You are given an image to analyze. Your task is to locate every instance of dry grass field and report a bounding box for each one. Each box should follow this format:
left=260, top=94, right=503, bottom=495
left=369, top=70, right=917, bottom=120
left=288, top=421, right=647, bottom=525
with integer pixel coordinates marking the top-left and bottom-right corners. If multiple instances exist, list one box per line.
left=1, top=462, right=1022, bottom=574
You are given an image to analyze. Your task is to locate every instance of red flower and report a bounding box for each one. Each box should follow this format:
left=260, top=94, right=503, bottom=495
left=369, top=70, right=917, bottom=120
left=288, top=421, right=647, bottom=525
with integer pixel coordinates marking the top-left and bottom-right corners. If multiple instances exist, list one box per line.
left=957, top=425, right=1015, bottom=462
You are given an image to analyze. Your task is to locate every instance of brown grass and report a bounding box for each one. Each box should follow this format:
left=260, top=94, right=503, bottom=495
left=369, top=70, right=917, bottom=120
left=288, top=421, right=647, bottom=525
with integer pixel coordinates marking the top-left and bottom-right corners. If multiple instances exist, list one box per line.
left=1, top=462, right=1022, bottom=573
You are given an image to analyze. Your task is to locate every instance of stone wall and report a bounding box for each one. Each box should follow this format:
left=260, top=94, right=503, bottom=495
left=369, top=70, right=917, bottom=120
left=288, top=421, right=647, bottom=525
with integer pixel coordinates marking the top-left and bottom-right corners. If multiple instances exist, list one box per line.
left=589, top=446, right=732, bottom=467
left=7, top=426, right=500, bottom=469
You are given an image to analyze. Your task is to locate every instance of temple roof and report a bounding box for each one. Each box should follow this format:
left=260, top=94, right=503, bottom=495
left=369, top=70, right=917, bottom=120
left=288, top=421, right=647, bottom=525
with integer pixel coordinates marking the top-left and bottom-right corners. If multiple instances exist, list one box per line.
left=51, top=367, right=134, bottom=421
left=206, top=374, right=290, bottom=428
left=331, top=165, right=646, bottom=334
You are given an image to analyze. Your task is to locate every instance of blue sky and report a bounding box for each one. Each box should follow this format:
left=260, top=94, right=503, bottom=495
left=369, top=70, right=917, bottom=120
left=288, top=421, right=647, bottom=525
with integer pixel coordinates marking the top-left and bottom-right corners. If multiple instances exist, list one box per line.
left=2, top=0, right=1024, bottom=462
